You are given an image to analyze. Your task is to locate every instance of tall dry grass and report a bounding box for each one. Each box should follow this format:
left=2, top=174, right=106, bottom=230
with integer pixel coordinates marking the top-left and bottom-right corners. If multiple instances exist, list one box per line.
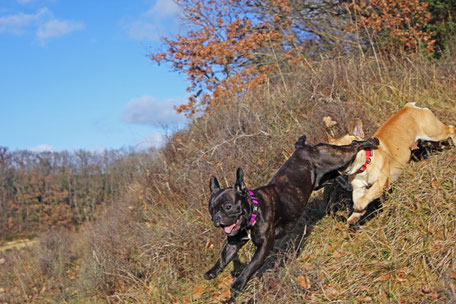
left=1, top=52, right=455, bottom=303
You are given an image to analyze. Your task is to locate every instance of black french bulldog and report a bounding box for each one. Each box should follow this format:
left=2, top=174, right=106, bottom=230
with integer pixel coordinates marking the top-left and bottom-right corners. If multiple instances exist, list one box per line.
left=204, top=135, right=380, bottom=302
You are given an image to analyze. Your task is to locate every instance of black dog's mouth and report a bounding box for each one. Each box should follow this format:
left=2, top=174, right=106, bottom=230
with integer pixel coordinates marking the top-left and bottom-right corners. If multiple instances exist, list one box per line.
left=222, top=218, right=241, bottom=235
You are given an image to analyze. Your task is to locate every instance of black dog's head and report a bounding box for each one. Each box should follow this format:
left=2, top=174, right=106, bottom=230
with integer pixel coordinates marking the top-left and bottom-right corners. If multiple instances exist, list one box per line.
left=208, top=168, right=251, bottom=236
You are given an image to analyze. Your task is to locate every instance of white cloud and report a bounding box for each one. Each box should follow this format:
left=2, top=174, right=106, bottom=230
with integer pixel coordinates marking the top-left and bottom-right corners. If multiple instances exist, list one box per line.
left=29, top=144, right=55, bottom=152
left=0, top=12, right=34, bottom=34
left=126, top=0, right=182, bottom=42
left=0, top=7, right=50, bottom=34
left=145, top=0, right=180, bottom=19
left=127, top=20, right=162, bottom=41
left=122, top=96, right=188, bottom=127
left=0, top=7, right=84, bottom=43
left=37, top=19, right=84, bottom=40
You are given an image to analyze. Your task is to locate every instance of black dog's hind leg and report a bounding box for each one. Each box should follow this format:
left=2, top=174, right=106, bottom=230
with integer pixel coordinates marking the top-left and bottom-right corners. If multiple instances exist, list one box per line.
left=204, top=237, right=248, bottom=280
left=255, top=231, right=293, bottom=278
left=230, top=233, right=274, bottom=297
left=335, top=175, right=353, bottom=191
left=216, top=238, right=274, bottom=304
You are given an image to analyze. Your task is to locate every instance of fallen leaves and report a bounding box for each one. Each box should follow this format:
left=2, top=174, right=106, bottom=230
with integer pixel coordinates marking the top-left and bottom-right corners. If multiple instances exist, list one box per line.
left=296, top=275, right=312, bottom=290
left=182, top=274, right=233, bottom=303
left=420, top=285, right=440, bottom=300
left=323, top=283, right=341, bottom=298
left=395, top=270, right=407, bottom=282
left=192, top=285, right=204, bottom=301
left=323, top=116, right=337, bottom=128
left=451, top=270, right=456, bottom=280
left=217, top=276, right=233, bottom=302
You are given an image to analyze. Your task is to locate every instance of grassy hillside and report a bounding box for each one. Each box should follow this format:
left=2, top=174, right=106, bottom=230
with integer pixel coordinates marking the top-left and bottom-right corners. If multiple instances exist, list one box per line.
left=1, top=53, right=456, bottom=303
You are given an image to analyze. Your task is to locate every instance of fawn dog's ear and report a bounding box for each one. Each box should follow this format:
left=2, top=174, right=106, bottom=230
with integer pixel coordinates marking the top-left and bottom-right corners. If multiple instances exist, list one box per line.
left=351, top=118, right=365, bottom=139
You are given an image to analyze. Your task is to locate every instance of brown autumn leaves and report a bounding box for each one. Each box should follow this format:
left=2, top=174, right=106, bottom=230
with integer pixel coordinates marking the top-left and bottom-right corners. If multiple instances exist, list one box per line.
left=150, top=0, right=435, bottom=117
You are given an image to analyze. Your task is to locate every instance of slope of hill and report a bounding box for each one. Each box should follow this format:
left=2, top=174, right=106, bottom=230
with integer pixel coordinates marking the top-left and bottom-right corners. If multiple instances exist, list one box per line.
left=1, top=54, right=455, bottom=303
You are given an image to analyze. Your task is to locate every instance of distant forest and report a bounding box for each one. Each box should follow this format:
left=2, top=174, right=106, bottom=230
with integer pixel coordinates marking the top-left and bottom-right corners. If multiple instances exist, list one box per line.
left=0, top=147, right=154, bottom=240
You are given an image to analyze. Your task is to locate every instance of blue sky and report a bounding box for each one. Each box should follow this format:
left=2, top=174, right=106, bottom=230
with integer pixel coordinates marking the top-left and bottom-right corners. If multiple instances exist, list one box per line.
left=0, top=0, right=189, bottom=152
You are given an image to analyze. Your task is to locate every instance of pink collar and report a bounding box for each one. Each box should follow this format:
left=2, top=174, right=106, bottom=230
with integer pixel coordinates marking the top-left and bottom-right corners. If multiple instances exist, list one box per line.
left=356, top=148, right=373, bottom=174
left=247, top=189, right=259, bottom=226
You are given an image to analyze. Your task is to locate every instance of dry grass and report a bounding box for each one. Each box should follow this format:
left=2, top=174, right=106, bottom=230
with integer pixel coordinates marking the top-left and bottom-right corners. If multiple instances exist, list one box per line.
left=1, top=53, right=456, bottom=303
left=0, top=239, right=37, bottom=253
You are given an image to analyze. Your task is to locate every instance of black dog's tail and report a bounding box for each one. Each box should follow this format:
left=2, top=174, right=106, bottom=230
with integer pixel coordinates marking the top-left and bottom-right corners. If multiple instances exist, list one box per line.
left=294, top=135, right=307, bottom=150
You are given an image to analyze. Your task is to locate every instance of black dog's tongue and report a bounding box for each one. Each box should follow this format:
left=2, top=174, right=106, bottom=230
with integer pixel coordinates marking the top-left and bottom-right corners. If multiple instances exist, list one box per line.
left=224, top=219, right=240, bottom=234
left=224, top=223, right=236, bottom=234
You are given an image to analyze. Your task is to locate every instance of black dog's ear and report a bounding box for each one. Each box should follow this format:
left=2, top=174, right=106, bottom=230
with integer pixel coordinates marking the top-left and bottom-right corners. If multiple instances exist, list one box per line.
left=210, top=176, right=221, bottom=193
left=294, top=135, right=307, bottom=150
left=234, top=167, right=246, bottom=193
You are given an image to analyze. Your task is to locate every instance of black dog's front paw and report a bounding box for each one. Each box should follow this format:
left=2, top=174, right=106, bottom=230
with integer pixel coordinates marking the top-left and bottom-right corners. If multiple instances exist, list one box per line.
left=230, top=278, right=246, bottom=295
left=204, top=268, right=218, bottom=280
left=353, top=137, right=379, bottom=150
left=365, top=137, right=380, bottom=148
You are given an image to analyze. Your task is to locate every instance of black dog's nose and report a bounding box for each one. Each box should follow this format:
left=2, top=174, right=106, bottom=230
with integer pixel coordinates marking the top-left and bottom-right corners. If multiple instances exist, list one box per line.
left=212, top=215, right=221, bottom=227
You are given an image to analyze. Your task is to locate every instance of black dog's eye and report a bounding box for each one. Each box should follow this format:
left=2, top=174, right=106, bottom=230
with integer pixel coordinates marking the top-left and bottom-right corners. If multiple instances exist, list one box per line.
left=225, top=204, right=232, bottom=210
